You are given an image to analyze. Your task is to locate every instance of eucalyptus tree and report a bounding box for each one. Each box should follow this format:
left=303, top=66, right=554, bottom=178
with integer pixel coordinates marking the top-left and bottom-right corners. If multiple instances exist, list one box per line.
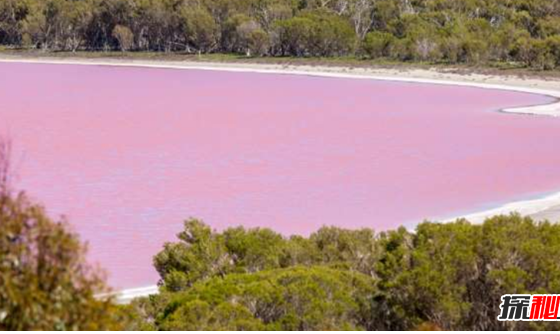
left=1, top=0, right=560, bottom=68
left=0, top=0, right=28, bottom=45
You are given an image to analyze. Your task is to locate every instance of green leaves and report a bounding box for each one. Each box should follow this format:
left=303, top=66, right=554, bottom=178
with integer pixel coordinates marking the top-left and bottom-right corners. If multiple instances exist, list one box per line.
left=153, top=219, right=383, bottom=293
left=139, top=215, right=560, bottom=330
left=2, top=0, right=560, bottom=68
left=376, top=215, right=560, bottom=330
left=157, top=266, right=376, bottom=330
left=0, top=193, right=125, bottom=330
left=275, top=9, right=356, bottom=56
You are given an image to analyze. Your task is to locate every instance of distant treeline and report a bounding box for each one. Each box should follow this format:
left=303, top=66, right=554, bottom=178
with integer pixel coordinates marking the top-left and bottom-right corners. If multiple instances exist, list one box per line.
left=1, top=0, right=560, bottom=69
left=124, top=216, right=560, bottom=331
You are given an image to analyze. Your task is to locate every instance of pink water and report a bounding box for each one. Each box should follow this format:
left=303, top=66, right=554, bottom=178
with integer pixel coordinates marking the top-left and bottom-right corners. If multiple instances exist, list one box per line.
left=1, top=62, right=560, bottom=289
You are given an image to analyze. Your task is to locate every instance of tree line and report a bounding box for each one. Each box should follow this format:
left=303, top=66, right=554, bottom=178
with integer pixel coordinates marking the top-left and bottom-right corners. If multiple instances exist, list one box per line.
left=0, top=0, right=559, bottom=69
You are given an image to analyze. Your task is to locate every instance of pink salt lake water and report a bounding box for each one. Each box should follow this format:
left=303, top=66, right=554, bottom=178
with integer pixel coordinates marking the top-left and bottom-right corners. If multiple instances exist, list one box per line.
left=1, top=62, right=560, bottom=289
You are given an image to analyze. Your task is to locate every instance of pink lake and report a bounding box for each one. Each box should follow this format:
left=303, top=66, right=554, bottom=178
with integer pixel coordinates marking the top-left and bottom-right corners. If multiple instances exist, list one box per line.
left=1, top=62, right=560, bottom=289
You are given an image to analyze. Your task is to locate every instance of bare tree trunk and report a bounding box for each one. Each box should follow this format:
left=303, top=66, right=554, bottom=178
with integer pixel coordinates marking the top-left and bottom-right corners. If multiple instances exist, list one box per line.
left=0, top=136, right=12, bottom=196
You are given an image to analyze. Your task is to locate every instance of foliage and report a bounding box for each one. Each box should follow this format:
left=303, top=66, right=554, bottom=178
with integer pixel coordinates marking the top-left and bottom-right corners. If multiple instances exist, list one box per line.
left=1, top=0, right=560, bottom=68
left=157, top=266, right=375, bottom=330
left=112, top=24, right=133, bottom=51
left=0, top=192, right=125, bottom=330
left=153, top=219, right=381, bottom=292
left=131, top=215, right=560, bottom=330
left=275, top=9, right=356, bottom=56
left=369, top=216, right=560, bottom=331
left=362, top=31, right=395, bottom=58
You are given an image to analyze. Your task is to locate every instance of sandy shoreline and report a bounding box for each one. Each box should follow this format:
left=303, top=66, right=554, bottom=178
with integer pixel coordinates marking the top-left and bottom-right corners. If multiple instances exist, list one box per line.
left=2, top=56, right=560, bottom=116
left=2, top=56, right=560, bottom=302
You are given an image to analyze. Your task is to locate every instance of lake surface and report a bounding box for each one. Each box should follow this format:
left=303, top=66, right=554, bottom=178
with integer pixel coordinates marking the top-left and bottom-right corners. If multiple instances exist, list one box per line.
left=1, top=62, right=560, bottom=289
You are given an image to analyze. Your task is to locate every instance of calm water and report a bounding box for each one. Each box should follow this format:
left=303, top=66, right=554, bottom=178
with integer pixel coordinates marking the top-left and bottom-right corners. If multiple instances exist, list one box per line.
left=1, top=62, right=560, bottom=289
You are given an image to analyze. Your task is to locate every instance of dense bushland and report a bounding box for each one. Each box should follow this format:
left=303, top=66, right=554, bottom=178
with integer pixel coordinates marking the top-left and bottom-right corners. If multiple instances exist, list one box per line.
left=1, top=0, right=560, bottom=69
left=125, top=215, right=560, bottom=331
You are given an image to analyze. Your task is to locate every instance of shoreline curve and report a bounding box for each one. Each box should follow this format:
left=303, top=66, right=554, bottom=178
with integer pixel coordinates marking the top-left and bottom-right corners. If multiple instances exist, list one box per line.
left=1, top=58, right=560, bottom=116
left=2, top=57, right=559, bottom=303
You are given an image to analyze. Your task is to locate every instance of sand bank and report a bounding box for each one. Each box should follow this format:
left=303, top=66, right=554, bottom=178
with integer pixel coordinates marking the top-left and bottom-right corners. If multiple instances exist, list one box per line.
left=442, top=192, right=560, bottom=224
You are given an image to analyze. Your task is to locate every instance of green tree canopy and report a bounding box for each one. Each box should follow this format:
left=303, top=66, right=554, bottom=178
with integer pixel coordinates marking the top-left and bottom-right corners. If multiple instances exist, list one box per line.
left=156, top=266, right=376, bottom=330
left=3, top=0, right=560, bottom=68
left=132, top=214, right=560, bottom=330
left=0, top=191, right=126, bottom=330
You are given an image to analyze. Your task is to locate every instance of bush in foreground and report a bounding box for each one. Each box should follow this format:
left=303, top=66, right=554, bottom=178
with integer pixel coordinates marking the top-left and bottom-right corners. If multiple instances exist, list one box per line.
left=128, top=215, right=560, bottom=331
left=158, top=266, right=375, bottom=330
left=0, top=191, right=126, bottom=330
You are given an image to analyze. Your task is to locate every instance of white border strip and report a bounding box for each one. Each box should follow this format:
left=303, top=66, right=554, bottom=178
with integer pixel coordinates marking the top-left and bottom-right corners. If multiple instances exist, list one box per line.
left=3, top=58, right=560, bottom=302
left=441, top=192, right=560, bottom=224
left=113, top=285, right=159, bottom=304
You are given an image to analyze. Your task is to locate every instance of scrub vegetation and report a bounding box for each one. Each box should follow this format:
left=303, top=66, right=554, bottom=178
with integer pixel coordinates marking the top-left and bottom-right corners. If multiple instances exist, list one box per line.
left=125, top=216, right=560, bottom=331
left=0, top=0, right=560, bottom=69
